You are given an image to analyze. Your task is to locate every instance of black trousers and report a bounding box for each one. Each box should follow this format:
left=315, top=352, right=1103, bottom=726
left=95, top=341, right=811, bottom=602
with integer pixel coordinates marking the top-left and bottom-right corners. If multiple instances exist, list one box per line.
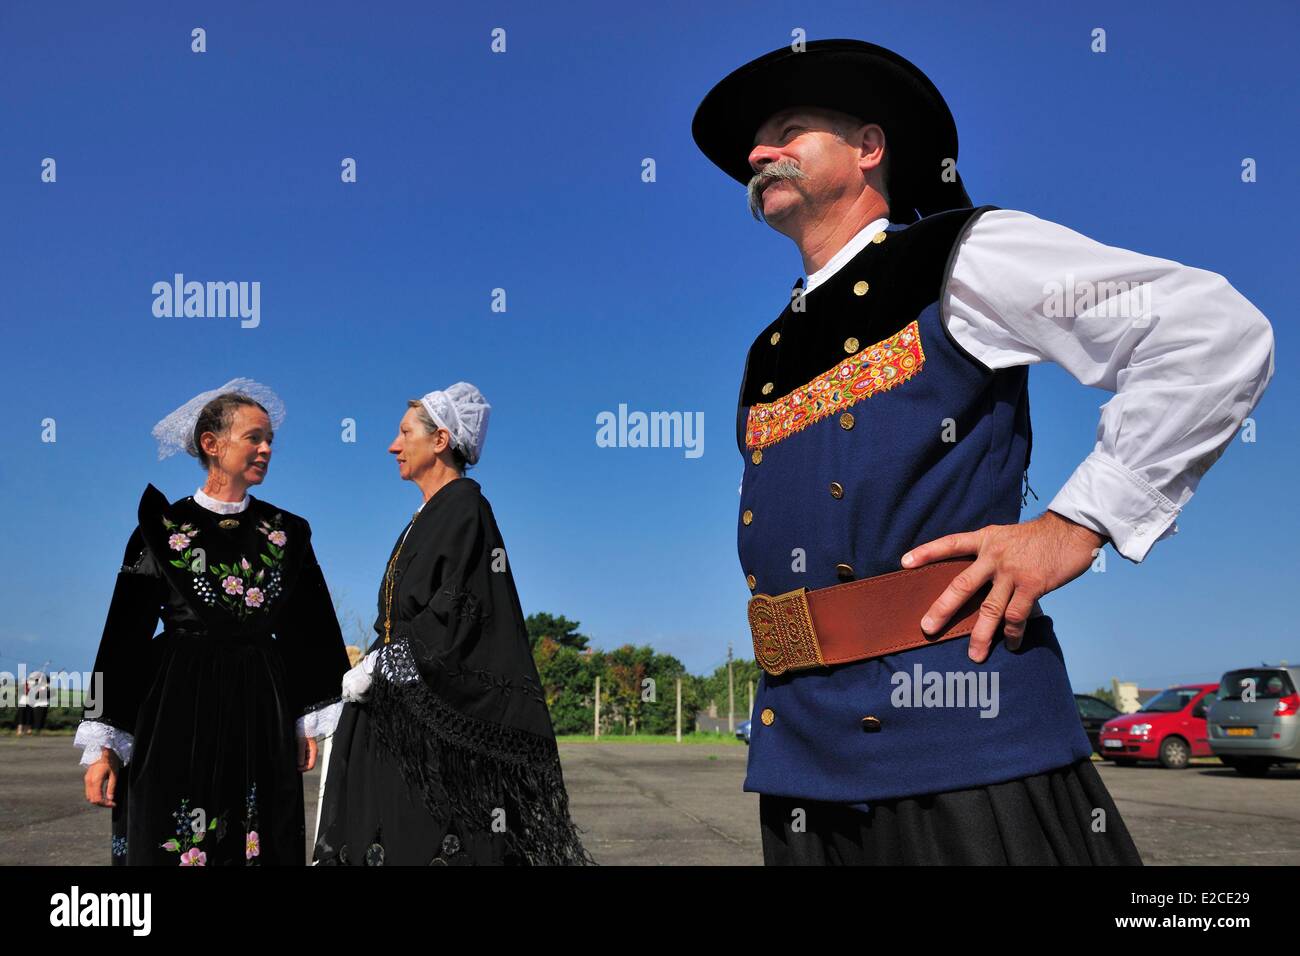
left=760, top=757, right=1143, bottom=865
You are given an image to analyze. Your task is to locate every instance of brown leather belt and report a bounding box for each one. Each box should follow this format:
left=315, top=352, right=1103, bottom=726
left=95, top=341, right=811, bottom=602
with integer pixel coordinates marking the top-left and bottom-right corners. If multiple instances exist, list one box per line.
left=748, top=558, right=1029, bottom=676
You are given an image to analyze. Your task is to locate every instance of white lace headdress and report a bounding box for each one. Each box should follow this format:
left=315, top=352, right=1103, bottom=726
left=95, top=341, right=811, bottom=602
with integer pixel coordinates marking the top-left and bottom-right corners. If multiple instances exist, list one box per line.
left=419, top=381, right=491, bottom=465
left=151, top=378, right=286, bottom=460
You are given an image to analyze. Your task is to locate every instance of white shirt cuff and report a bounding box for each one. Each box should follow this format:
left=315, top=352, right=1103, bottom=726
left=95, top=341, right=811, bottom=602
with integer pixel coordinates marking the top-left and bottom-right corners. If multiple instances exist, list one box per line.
left=74, top=721, right=134, bottom=768
left=296, top=700, right=344, bottom=739
left=1047, top=450, right=1180, bottom=563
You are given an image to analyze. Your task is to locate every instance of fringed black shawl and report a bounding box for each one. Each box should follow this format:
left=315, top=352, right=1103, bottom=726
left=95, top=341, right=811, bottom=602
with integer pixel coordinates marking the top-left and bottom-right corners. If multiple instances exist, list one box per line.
left=363, top=477, right=591, bottom=865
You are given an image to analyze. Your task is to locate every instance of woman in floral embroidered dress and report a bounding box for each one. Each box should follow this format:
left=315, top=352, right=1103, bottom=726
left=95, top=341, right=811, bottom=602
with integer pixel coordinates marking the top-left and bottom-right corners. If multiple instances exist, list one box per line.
left=75, top=381, right=351, bottom=865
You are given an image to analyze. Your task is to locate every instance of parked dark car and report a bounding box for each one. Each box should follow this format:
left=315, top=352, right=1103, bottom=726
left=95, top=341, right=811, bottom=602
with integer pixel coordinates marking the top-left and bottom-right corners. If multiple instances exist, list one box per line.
left=1098, top=683, right=1218, bottom=769
left=1075, top=694, right=1121, bottom=753
left=737, top=719, right=751, bottom=745
left=1208, top=666, right=1300, bottom=776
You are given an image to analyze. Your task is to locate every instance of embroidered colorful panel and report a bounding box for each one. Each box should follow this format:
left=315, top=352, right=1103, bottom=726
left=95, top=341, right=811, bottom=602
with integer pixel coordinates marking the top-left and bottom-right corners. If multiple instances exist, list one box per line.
left=745, top=319, right=925, bottom=450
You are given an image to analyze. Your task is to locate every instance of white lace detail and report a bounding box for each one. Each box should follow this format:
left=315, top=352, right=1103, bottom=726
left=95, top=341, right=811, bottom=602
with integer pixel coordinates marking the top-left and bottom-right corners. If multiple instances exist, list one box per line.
left=296, top=700, right=344, bottom=739
left=377, top=637, right=420, bottom=685
left=74, top=721, right=134, bottom=767
left=193, top=487, right=250, bottom=514
left=151, top=378, right=286, bottom=460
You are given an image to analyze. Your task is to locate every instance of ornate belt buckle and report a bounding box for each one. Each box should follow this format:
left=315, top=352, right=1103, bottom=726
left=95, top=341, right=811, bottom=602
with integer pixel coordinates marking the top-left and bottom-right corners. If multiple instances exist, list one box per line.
left=748, top=587, right=824, bottom=676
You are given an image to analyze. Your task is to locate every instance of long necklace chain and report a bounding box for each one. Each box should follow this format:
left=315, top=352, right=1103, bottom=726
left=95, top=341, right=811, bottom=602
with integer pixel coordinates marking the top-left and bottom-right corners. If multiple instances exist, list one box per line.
left=382, top=508, right=423, bottom=645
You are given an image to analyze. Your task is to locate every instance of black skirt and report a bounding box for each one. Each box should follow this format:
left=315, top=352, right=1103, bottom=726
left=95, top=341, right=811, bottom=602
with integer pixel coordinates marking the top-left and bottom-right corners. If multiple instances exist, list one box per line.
left=313, top=697, right=509, bottom=866
left=759, top=757, right=1143, bottom=865
left=113, top=630, right=305, bottom=866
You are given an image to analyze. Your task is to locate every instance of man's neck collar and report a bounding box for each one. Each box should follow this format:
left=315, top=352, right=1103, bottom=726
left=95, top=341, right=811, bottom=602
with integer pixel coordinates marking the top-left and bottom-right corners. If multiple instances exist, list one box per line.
left=802, top=216, right=891, bottom=296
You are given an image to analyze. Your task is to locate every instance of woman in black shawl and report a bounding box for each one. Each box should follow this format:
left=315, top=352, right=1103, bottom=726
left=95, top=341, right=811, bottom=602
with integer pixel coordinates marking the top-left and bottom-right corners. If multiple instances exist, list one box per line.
left=313, top=383, right=590, bottom=866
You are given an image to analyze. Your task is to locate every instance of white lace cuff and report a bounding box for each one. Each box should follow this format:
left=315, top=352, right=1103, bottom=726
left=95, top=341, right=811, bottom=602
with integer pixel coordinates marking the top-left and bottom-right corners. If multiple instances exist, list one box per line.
left=75, top=721, right=134, bottom=768
left=296, top=700, right=344, bottom=739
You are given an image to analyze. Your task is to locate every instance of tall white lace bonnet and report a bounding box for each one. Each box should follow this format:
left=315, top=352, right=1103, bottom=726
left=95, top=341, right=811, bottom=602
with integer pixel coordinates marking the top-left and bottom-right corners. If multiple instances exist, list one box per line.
left=151, top=378, right=286, bottom=460
left=419, top=382, right=491, bottom=465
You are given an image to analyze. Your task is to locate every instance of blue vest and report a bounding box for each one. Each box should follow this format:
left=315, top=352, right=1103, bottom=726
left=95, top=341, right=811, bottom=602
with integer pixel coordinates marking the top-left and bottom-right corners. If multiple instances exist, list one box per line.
left=737, top=206, right=1092, bottom=806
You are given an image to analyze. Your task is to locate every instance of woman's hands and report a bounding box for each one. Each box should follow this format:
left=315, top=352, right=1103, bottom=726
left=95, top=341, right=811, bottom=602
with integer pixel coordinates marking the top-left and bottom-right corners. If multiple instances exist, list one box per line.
left=84, top=748, right=122, bottom=808
left=297, top=735, right=318, bottom=772
left=340, top=652, right=376, bottom=703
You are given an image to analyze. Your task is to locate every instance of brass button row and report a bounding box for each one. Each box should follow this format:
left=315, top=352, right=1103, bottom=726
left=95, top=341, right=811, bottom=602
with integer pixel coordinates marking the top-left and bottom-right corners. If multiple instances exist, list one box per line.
left=750, top=417, right=851, bottom=469
left=754, top=709, right=883, bottom=732
left=746, top=562, right=856, bottom=590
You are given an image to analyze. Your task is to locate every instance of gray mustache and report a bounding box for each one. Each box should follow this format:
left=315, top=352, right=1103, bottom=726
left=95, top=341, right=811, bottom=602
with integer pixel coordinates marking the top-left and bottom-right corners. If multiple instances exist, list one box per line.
left=748, top=160, right=808, bottom=221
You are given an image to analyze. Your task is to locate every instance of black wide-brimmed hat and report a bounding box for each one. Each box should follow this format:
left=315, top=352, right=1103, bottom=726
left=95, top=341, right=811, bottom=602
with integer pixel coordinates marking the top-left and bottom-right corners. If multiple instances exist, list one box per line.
left=692, top=39, right=971, bottom=222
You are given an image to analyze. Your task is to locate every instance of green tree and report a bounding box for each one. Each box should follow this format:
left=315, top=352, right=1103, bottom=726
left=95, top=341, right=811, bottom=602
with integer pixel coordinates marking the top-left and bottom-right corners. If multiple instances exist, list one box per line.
left=526, top=612, right=590, bottom=652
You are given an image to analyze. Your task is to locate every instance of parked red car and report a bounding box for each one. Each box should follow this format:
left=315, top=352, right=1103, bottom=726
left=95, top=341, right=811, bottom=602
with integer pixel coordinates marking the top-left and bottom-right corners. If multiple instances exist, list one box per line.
left=1098, top=684, right=1218, bottom=769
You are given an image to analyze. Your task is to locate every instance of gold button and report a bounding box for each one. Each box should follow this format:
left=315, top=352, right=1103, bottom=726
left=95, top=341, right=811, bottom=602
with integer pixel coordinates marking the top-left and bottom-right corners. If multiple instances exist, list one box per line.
left=761, top=708, right=775, bottom=726
left=746, top=573, right=756, bottom=590
left=861, top=715, right=882, bottom=732
left=839, top=412, right=855, bottom=430
left=829, top=481, right=844, bottom=499
left=751, top=448, right=763, bottom=465
left=836, top=563, right=855, bottom=581
left=742, top=509, right=753, bottom=525
left=761, top=382, right=774, bottom=396
left=853, top=280, right=869, bottom=296
left=871, top=231, right=887, bottom=244
left=844, top=336, right=859, bottom=353
left=770, top=331, right=781, bottom=345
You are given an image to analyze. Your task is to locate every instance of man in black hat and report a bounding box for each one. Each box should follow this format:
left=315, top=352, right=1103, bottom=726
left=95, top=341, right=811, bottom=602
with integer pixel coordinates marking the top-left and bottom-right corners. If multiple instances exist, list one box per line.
left=694, top=39, right=1274, bottom=865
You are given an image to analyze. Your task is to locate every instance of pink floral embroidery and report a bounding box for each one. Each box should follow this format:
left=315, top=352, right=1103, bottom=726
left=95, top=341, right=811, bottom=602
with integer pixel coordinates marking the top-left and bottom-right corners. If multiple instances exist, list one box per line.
left=245, top=831, right=260, bottom=860
left=268, top=530, right=287, bottom=547
left=179, top=848, right=207, bottom=866
left=222, top=575, right=244, bottom=596
left=168, top=532, right=192, bottom=551
left=745, top=320, right=925, bottom=450
left=244, top=588, right=264, bottom=608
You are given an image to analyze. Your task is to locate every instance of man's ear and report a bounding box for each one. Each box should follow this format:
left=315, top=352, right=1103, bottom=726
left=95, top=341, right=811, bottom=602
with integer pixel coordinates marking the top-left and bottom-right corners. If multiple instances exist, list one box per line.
left=856, top=123, right=888, bottom=172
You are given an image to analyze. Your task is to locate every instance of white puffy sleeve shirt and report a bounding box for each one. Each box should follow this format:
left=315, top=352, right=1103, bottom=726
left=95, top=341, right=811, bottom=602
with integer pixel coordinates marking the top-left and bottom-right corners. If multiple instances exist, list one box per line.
left=942, top=209, right=1275, bottom=563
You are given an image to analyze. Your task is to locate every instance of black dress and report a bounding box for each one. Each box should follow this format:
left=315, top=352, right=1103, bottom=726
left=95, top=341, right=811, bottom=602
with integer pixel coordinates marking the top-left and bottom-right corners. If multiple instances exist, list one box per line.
left=313, top=477, right=591, bottom=866
left=81, top=485, right=350, bottom=865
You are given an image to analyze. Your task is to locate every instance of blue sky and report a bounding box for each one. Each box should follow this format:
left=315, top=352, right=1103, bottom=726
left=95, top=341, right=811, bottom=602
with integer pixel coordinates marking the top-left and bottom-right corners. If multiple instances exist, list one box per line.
left=1, top=0, right=1295, bottom=693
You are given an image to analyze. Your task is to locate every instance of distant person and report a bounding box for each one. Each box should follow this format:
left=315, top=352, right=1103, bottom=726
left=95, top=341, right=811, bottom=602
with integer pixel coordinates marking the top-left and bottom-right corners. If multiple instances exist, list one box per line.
left=28, top=671, right=50, bottom=735
left=15, top=678, right=31, bottom=737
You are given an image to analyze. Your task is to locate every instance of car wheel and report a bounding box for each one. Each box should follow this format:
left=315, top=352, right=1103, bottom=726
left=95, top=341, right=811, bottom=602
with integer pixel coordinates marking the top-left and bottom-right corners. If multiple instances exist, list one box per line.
left=1231, top=758, right=1272, bottom=778
left=1158, top=736, right=1190, bottom=770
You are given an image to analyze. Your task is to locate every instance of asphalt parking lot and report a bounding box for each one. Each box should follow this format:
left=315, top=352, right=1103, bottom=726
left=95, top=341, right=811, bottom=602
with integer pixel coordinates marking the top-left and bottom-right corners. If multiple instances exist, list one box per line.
left=2, top=736, right=1297, bottom=865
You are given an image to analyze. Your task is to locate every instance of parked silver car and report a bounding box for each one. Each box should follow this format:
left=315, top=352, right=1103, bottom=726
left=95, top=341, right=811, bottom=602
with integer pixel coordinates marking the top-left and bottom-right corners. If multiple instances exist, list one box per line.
left=1207, top=665, right=1300, bottom=776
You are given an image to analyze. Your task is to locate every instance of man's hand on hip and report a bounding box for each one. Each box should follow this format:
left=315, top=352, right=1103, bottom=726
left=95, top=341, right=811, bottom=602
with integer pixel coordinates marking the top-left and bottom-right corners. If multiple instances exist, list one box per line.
left=900, top=510, right=1107, bottom=663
